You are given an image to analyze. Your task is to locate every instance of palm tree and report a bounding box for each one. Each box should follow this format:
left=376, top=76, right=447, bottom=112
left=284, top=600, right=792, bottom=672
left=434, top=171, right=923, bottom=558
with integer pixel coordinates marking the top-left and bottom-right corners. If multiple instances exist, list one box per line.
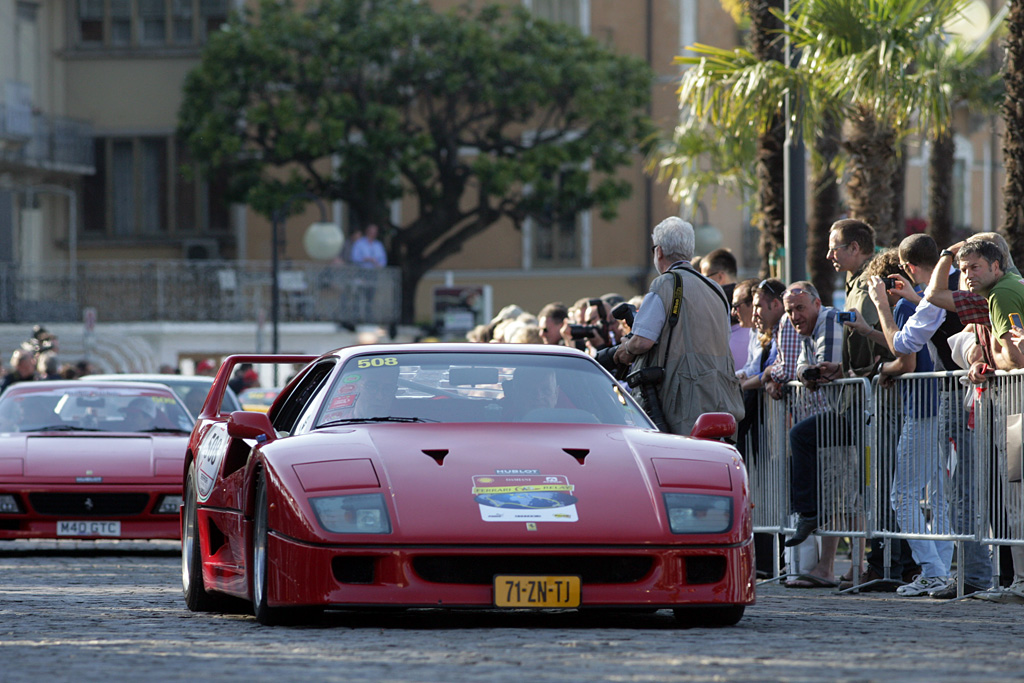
left=1003, top=1, right=1024, bottom=264
left=784, top=0, right=969, bottom=247
left=650, top=0, right=800, bottom=276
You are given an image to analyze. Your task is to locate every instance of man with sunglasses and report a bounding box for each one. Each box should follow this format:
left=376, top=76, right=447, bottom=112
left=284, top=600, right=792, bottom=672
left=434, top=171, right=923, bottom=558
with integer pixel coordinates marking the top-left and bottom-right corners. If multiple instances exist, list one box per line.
left=780, top=281, right=848, bottom=588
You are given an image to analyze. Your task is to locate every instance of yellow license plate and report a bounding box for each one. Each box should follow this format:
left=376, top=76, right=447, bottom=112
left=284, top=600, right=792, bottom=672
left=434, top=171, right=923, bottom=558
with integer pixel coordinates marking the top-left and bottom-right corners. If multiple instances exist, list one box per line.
left=493, top=575, right=581, bottom=608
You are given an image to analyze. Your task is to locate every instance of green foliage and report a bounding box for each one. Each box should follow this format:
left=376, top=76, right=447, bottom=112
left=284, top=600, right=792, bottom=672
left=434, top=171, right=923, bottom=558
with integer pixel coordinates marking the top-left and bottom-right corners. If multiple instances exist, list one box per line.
left=178, top=0, right=654, bottom=289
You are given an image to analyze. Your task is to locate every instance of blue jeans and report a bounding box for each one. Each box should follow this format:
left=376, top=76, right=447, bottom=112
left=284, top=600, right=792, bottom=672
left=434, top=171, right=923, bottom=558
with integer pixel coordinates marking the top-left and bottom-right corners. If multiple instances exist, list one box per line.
left=891, top=412, right=953, bottom=579
left=946, top=400, right=993, bottom=587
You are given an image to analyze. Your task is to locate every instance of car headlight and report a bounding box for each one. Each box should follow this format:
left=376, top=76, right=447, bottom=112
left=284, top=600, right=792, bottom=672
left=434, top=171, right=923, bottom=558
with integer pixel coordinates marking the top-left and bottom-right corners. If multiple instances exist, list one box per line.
left=0, top=494, right=20, bottom=513
left=663, top=493, right=733, bottom=534
left=310, top=493, right=391, bottom=534
left=156, top=495, right=183, bottom=515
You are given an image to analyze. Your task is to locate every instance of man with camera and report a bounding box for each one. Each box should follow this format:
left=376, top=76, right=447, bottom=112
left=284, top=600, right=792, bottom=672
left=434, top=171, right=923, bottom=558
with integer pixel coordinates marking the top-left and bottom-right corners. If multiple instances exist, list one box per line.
left=612, top=217, right=743, bottom=436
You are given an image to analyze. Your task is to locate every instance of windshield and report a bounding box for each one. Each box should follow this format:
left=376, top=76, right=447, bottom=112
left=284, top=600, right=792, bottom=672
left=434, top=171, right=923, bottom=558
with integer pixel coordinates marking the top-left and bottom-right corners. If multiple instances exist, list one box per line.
left=316, top=351, right=652, bottom=428
left=0, top=387, right=193, bottom=433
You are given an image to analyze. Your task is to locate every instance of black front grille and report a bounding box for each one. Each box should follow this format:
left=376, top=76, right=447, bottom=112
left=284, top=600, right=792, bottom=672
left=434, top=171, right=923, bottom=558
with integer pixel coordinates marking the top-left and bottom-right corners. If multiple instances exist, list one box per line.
left=29, top=493, right=150, bottom=516
left=684, top=556, right=727, bottom=585
left=413, top=555, right=654, bottom=585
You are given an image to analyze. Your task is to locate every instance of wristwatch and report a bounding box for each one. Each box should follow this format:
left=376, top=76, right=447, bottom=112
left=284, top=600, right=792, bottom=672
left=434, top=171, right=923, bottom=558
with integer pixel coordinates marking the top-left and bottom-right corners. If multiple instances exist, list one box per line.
left=940, top=249, right=954, bottom=258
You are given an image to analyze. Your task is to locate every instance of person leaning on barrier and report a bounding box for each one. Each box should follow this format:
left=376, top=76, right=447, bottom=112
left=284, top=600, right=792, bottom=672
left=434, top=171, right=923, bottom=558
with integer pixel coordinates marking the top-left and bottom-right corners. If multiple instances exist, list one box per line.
left=956, top=239, right=1024, bottom=600
left=778, top=282, right=847, bottom=588
left=612, top=217, right=744, bottom=435
left=865, top=249, right=956, bottom=597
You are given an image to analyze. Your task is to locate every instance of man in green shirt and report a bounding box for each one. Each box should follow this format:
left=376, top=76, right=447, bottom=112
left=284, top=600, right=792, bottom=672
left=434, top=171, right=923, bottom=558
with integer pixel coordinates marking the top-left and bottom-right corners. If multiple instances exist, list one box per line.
left=958, top=240, right=1024, bottom=370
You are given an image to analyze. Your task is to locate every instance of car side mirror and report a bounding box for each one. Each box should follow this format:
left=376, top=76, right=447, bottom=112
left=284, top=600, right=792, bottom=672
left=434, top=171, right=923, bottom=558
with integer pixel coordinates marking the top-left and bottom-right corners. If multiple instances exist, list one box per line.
left=689, top=412, right=737, bottom=440
left=227, top=410, right=276, bottom=444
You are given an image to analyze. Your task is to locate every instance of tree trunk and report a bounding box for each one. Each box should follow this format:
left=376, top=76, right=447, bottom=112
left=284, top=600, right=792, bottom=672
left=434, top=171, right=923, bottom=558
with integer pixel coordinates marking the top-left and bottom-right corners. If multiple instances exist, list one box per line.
left=745, top=0, right=787, bottom=278
left=1002, top=1, right=1024, bottom=265
left=809, top=113, right=841, bottom=305
left=929, top=129, right=955, bottom=249
left=756, top=123, right=787, bottom=278
left=890, top=144, right=906, bottom=247
left=843, top=106, right=897, bottom=248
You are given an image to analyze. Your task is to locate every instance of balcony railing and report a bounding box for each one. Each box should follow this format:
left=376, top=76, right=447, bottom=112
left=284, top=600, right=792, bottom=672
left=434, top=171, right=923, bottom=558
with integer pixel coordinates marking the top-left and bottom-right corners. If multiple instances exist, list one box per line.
left=0, top=260, right=401, bottom=325
left=0, top=109, right=95, bottom=174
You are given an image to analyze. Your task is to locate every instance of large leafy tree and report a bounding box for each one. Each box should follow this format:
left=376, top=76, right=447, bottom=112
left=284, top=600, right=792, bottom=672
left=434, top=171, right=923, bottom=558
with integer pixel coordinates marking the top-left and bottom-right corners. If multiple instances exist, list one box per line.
left=178, top=0, right=653, bottom=323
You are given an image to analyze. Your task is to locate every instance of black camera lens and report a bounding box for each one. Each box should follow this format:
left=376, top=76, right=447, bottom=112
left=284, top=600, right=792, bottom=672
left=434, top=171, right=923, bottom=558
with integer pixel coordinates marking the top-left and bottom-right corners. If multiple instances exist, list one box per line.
left=569, top=324, right=598, bottom=340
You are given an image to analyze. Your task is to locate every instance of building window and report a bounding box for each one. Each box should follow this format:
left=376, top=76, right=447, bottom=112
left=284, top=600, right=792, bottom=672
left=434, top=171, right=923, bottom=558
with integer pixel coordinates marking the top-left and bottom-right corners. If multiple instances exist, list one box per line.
left=83, top=135, right=229, bottom=239
left=524, top=0, right=588, bottom=34
left=529, top=169, right=586, bottom=268
left=75, top=0, right=227, bottom=48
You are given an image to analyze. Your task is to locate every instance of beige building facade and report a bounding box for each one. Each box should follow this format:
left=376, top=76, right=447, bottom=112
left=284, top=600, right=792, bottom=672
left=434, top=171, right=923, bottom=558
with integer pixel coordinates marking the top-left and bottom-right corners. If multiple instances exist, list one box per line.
left=0, top=0, right=1010, bottom=339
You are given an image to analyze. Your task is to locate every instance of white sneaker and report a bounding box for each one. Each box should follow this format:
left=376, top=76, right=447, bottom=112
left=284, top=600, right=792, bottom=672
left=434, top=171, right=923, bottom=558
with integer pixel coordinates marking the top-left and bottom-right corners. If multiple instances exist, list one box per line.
left=896, top=575, right=949, bottom=597
left=1008, top=578, right=1024, bottom=598
left=973, top=587, right=1024, bottom=604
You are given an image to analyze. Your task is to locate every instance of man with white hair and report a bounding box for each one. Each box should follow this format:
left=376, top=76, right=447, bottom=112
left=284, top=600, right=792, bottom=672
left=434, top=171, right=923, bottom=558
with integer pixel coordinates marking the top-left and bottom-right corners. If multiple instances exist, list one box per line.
left=613, top=216, right=743, bottom=435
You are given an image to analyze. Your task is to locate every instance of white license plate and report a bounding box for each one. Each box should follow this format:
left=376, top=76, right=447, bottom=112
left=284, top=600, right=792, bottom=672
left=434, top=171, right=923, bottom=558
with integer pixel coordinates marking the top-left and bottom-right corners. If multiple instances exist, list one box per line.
left=56, top=520, right=121, bottom=537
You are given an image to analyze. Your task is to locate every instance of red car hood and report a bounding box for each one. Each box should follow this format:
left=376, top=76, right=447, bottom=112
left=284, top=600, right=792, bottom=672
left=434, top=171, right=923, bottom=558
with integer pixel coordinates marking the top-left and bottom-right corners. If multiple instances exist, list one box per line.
left=277, top=423, right=744, bottom=545
left=0, top=434, right=187, bottom=482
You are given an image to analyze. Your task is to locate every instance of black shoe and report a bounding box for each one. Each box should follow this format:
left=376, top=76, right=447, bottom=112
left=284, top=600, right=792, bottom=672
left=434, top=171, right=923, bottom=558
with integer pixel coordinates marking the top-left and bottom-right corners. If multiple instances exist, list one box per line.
left=930, top=581, right=987, bottom=600
left=784, top=514, right=818, bottom=547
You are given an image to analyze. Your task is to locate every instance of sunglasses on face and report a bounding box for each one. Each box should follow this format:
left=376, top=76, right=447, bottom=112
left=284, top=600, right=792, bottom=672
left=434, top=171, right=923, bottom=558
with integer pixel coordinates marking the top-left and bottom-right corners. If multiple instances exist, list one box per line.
left=758, top=279, right=786, bottom=298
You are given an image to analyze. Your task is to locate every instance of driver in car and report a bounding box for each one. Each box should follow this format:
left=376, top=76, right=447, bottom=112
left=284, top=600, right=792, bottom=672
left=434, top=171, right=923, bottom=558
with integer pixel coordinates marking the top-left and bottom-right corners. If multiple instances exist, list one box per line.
left=502, top=366, right=559, bottom=421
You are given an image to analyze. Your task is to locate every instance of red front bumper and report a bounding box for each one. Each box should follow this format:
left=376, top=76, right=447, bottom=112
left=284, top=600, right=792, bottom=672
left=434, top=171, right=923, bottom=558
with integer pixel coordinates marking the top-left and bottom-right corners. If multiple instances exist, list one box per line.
left=265, top=532, right=756, bottom=609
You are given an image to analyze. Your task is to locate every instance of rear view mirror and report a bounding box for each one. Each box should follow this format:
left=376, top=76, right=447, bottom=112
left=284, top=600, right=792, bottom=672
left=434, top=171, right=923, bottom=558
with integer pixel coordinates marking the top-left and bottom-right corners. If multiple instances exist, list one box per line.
left=76, top=397, right=106, bottom=408
left=448, top=367, right=499, bottom=386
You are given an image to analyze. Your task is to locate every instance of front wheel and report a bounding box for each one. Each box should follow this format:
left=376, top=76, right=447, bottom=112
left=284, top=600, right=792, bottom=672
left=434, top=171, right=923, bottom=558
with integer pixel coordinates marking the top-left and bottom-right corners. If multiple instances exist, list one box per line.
left=251, top=472, right=280, bottom=625
left=673, top=605, right=745, bottom=628
left=182, top=464, right=220, bottom=612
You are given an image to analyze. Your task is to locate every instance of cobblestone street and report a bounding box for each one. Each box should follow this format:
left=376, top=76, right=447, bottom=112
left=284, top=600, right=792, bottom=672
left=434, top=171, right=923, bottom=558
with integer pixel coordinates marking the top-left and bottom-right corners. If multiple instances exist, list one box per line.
left=2, top=540, right=1023, bottom=682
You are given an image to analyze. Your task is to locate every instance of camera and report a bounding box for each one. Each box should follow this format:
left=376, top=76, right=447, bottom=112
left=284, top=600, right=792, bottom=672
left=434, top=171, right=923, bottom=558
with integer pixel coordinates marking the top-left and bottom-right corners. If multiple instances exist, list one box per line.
left=884, top=277, right=898, bottom=290
left=569, top=324, right=602, bottom=340
left=837, top=311, right=856, bottom=323
left=802, top=367, right=821, bottom=381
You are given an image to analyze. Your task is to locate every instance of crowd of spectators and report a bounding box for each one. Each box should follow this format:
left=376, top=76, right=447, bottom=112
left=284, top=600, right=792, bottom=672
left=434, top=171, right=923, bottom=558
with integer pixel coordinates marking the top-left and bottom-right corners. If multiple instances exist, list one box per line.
left=465, top=215, right=1024, bottom=604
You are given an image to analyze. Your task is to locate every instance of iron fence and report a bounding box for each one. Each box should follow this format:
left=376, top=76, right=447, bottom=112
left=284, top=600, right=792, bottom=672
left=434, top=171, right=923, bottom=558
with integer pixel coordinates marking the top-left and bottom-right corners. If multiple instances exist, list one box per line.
left=0, top=260, right=401, bottom=325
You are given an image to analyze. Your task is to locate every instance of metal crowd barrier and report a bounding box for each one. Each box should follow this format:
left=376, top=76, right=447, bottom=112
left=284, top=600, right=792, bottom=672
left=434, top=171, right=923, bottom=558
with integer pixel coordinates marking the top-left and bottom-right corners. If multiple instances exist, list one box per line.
left=743, top=368, right=1024, bottom=595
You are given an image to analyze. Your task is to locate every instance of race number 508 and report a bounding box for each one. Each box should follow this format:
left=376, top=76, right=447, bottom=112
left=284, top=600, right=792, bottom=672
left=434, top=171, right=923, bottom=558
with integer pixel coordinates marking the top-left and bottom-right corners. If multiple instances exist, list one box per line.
left=357, top=357, right=398, bottom=368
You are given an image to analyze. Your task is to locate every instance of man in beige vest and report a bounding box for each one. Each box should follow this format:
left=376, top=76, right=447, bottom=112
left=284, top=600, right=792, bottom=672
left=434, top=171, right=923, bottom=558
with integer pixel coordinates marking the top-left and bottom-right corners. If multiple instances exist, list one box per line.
left=613, top=217, right=744, bottom=435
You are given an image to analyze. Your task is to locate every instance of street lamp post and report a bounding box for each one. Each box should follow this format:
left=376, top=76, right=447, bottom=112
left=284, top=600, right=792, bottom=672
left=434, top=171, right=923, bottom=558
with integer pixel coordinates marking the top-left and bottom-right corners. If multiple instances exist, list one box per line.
left=269, top=192, right=331, bottom=360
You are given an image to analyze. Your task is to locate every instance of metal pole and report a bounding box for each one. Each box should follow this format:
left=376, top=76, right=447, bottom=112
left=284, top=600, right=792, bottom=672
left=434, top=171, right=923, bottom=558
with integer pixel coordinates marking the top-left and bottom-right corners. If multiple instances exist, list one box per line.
left=271, top=209, right=281, bottom=357
left=783, top=0, right=807, bottom=283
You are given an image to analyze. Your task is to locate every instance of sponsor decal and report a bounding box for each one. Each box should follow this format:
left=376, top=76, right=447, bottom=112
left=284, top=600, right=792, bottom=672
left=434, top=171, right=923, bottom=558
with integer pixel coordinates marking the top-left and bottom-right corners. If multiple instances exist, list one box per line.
left=342, top=374, right=362, bottom=383
left=330, top=394, right=357, bottom=409
left=472, top=474, right=578, bottom=523
left=195, top=423, right=228, bottom=502
left=337, top=384, right=357, bottom=395
left=496, top=469, right=540, bottom=475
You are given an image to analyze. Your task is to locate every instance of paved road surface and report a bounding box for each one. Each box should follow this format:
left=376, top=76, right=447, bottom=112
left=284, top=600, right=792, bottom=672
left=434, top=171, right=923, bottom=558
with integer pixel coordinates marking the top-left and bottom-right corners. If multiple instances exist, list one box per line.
left=2, top=540, right=1023, bottom=682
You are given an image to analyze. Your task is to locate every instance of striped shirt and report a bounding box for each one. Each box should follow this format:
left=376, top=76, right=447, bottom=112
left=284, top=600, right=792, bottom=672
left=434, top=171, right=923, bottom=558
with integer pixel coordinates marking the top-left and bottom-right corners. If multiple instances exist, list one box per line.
left=768, top=315, right=801, bottom=384
left=797, top=306, right=845, bottom=371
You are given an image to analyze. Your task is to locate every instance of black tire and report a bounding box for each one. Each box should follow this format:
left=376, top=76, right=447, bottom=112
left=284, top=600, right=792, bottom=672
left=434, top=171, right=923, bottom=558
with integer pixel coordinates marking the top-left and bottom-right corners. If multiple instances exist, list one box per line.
left=250, top=472, right=322, bottom=626
left=251, top=472, right=280, bottom=625
left=673, top=605, right=745, bottom=628
left=182, top=464, right=220, bottom=611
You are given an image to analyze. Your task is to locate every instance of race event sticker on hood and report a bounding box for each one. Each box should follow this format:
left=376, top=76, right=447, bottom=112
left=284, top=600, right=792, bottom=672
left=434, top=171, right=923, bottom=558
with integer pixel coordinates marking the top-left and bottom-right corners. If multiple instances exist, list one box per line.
left=472, top=474, right=578, bottom=522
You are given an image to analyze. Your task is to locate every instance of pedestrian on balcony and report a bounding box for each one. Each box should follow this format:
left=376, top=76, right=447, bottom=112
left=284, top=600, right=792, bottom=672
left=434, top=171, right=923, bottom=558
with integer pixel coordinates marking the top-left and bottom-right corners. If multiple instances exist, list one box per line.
left=349, top=224, right=387, bottom=322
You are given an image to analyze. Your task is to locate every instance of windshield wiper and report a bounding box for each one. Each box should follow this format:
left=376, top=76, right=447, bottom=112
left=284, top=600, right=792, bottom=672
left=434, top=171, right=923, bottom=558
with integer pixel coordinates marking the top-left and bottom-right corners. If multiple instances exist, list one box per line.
left=23, top=425, right=104, bottom=433
left=318, top=416, right=438, bottom=427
